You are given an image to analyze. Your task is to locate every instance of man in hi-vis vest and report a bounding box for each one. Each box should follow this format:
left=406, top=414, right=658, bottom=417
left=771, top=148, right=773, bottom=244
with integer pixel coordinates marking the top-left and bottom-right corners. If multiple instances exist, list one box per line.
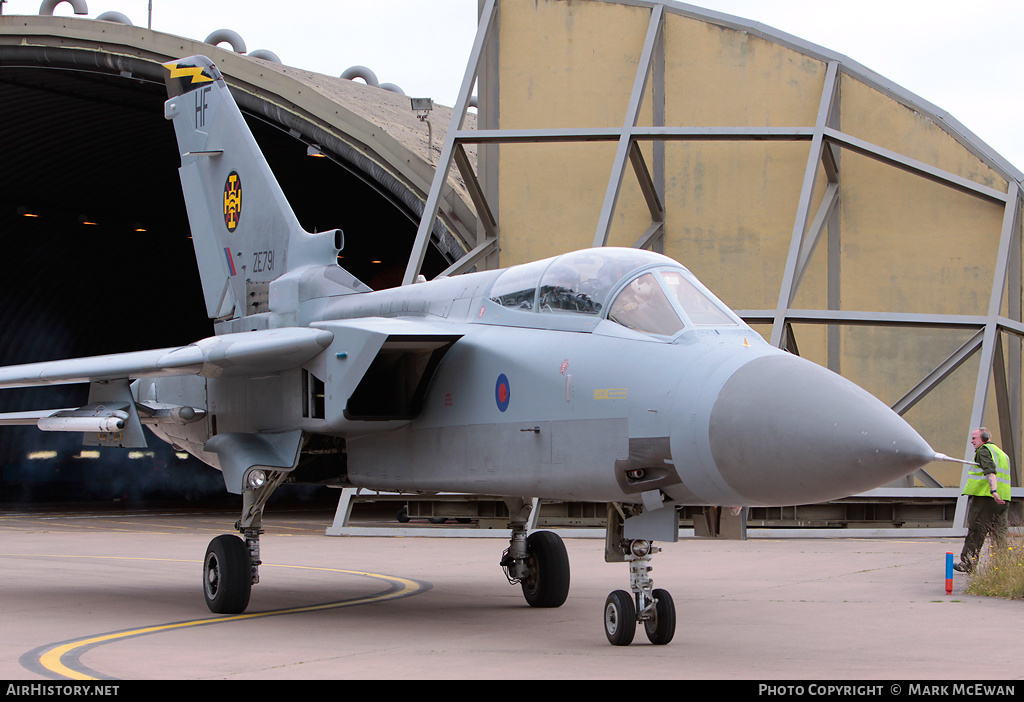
left=954, top=427, right=1011, bottom=573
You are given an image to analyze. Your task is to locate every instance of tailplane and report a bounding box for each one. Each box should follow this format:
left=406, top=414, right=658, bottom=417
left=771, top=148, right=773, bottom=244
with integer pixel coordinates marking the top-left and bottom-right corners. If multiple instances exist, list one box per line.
left=163, top=56, right=342, bottom=319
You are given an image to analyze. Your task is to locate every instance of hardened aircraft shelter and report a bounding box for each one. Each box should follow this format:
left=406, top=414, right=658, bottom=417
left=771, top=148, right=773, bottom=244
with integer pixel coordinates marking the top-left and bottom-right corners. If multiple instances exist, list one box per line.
left=1, top=0, right=1022, bottom=533
left=0, top=2, right=476, bottom=497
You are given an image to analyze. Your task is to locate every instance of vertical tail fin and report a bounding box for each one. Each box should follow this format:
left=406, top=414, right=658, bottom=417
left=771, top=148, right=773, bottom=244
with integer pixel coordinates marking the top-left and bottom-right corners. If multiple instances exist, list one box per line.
left=162, top=56, right=340, bottom=319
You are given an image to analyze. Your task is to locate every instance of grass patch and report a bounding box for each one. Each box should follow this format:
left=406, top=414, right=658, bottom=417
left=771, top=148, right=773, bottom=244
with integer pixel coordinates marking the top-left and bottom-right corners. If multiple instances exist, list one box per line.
left=963, top=534, right=1024, bottom=599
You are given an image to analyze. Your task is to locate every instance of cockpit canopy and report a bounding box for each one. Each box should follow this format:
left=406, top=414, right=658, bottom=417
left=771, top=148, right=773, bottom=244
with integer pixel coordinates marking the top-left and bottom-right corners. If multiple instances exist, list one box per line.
left=488, top=247, right=741, bottom=336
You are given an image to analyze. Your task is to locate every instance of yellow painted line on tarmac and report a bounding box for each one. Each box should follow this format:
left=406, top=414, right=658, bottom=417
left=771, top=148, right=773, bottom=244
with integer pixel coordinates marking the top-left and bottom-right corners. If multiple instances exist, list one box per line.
left=10, top=554, right=428, bottom=681
left=2, top=553, right=195, bottom=564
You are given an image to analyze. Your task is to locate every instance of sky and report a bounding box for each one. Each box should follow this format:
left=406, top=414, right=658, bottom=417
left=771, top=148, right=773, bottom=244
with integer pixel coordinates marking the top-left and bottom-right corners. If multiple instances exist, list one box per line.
left=7, top=0, right=1023, bottom=169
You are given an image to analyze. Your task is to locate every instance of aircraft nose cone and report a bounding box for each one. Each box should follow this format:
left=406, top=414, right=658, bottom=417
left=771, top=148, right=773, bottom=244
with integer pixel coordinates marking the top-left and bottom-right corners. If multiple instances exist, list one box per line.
left=708, top=354, right=934, bottom=505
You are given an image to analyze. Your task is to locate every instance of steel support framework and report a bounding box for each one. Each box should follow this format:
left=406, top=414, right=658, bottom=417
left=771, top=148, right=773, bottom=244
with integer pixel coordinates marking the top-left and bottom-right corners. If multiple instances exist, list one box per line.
left=404, top=0, right=1024, bottom=532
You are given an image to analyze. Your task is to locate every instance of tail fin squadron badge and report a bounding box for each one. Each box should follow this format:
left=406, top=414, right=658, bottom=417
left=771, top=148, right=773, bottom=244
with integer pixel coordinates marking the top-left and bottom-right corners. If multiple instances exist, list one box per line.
left=162, top=56, right=221, bottom=97
left=223, top=171, right=242, bottom=231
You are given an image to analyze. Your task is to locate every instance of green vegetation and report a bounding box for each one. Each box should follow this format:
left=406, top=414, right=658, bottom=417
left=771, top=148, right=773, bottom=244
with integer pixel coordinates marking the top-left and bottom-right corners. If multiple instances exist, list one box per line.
left=964, top=535, right=1024, bottom=599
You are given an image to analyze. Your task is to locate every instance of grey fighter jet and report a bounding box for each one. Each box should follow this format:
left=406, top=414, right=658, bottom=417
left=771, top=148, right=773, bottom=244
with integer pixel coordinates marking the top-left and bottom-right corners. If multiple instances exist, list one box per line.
left=0, top=56, right=943, bottom=646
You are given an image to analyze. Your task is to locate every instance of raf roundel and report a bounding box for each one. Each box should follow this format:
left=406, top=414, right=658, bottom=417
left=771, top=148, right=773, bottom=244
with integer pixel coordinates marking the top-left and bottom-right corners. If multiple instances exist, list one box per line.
left=495, top=374, right=511, bottom=412
left=223, top=170, right=242, bottom=232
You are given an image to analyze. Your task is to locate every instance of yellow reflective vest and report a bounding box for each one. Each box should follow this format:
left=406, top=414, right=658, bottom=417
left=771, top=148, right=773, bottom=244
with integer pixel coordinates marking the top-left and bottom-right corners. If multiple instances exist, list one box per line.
left=964, top=442, right=1012, bottom=501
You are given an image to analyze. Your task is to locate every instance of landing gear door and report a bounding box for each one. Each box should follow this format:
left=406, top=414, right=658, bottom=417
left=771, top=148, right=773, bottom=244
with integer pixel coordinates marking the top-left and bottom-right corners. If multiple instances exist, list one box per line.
left=623, top=501, right=680, bottom=543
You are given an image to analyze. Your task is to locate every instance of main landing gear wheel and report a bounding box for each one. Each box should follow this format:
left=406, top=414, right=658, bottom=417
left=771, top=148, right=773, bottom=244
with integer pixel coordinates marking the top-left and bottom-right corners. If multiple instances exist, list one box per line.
left=204, top=534, right=252, bottom=614
left=521, top=531, right=571, bottom=608
left=604, top=590, right=636, bottom=646
left=502, top=524, right=571, bottom=608
left=643, top=588, right=676, bottom=645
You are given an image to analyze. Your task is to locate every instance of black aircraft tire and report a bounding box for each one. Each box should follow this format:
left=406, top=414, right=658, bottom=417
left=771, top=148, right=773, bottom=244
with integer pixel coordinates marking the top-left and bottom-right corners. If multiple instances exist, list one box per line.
left=520, top=530, right=571, bottom=608
left=204, top=534, right=252, bottom=614
left=643, top=588, right=676, bottom=645
left=604, top=590, right=636, bottom=646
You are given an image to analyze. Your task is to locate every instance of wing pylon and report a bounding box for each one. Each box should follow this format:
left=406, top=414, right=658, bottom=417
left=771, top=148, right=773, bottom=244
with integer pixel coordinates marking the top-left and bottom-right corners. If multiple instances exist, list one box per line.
left=0, top=328, right=333, bottom=447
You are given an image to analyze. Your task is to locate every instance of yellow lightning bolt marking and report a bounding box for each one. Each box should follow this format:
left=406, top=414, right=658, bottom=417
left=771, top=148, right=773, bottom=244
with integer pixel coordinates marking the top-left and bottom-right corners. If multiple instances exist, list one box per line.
left=162, top=60, right=213, bottom=85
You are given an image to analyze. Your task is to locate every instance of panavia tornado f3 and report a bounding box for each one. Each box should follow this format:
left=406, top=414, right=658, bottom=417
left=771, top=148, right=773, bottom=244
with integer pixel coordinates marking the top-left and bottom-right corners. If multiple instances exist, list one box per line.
left=0, top=56, right=946, bottom=646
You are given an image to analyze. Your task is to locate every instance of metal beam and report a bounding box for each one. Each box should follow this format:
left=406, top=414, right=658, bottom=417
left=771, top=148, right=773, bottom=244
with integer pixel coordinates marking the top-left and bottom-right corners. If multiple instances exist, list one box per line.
left=791, top=181, right=840, bottom=299
left=628, top=141, right=664, bottom=222
left=632, top=221, right=664, bottom=250
left=821, top=140, right=840, bottom=184
left=403, top=0, right=497, bottom=286
left=780, top=323, right=800, bottom=355
left=954, top=181, right=1020, bottom=527
left=739, top=309, right=990, bottom=329
left=908, top=469, right=945, bottom=489
left=826, top=179, right=842, bottom=373
left=452, top=124, right=1010, bottom=208
left=437, top=236, right=499, bottom=278
left=651, top=12, right=666, bottom=253
left=891, top=329, right=984, bottom=416
left=824, top=128, right=1010, bottom=205
left=593, top=3, right=664, bottom=248
left=991, top=187, right=1022, bottom=487
left=825, top=76, right=842, bottom=374
left=998, top=316, right=1024, bottom=337
left=1008, top=205, right=1023, bottom=482
left=633, top=126, right=815, bottom=142
left=992, top=334, right=1019, bottom=485
left=453, top=142, right=499, bottom=242
left=454, top=125, right=814, bottom=144
left=771, top=61, right=840, bottom=347
left=955, top=321, right=1002, bottom=528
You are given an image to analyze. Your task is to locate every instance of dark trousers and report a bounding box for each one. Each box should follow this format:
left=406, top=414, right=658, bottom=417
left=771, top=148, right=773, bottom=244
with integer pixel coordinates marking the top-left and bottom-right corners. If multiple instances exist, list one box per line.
left=960, top=496, right=1010, bottom=567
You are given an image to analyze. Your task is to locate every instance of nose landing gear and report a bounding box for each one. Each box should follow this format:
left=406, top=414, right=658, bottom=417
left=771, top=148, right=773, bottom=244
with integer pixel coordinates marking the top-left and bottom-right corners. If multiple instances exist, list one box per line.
left=603, top=502, right=678, bottom=645
left=603, top=541, right=676, bottom=645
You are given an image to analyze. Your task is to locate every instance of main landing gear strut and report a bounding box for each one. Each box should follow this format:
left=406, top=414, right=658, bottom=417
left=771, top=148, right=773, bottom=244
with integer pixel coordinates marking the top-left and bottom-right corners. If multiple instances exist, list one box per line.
left=203, top=468, right=287, bottom=614
left=499, top=497, right=571, bottom=608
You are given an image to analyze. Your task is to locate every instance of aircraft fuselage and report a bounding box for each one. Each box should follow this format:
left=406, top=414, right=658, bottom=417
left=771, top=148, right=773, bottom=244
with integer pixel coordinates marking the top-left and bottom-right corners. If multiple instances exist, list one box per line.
left=148, top=250, right=933, bottom=509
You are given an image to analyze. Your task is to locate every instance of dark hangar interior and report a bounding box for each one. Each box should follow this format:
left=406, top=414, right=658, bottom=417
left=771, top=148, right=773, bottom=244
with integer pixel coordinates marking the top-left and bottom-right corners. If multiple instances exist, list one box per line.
left=0, top=57, right=450, bottom=497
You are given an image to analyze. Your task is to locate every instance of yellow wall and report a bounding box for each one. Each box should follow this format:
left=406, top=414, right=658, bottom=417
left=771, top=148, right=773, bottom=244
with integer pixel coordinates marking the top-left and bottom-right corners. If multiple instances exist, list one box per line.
left=493, top=0, right=1019, bottom=486
left=496, top=0, right=655, bottom=264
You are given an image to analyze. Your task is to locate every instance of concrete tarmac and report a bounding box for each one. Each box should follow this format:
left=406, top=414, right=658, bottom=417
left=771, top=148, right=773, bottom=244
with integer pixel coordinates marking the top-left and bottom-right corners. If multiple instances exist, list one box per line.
left=0, top=505, right=1019, bottom=681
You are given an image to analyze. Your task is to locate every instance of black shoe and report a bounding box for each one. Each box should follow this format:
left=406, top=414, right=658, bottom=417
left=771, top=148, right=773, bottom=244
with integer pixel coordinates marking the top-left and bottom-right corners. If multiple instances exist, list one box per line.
left=953, top=562, right=973, bottom=573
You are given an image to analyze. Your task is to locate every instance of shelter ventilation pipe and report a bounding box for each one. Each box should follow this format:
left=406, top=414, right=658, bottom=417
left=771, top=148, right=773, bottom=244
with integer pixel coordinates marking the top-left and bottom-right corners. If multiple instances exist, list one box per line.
left=204, top=29, right=247, bottom=53
left=96, top=10, right=131, bottom=24
left=39, top=0, right=88, bottom=14
left=30, top=7, right=415, bottom=97
left=341, top=65, right=405, bottom=95
left=341, top=65, right=379, bottom=87
left=249, top=49, right=282, bottom=64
